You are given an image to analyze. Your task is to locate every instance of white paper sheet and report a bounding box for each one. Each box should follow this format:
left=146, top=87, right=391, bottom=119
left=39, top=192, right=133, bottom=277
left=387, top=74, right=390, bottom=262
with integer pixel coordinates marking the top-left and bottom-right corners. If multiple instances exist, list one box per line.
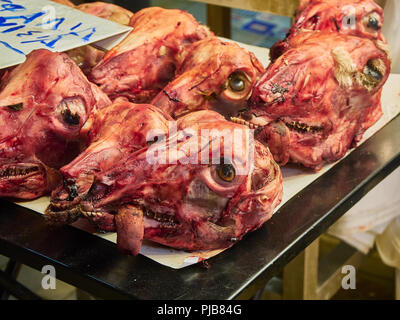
left=0, top=0, right=132, bottom=69
left=11, top=41, right=400, bottom=269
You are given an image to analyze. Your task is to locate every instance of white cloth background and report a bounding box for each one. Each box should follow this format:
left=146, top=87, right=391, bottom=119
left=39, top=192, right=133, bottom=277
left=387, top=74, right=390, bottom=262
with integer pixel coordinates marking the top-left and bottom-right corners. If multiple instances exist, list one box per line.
left=328, top=167, right=400, bottom=267
left=376, top=217, right=400, bottom=269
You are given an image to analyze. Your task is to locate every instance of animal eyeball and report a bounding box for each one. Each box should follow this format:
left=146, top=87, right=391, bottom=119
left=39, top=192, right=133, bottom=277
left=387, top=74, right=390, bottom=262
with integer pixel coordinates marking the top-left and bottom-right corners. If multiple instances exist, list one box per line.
left=58, top=97, right=85, bottom=126
left=147, top=135, right=164, bottom=146
left=365, top=13, right=381, bottom=31
left=62, top=109, right=80, bottom=126
left=147, top=136, right=158, bottom=146
left=6, top=103, right=23, bottom=111
left=228, top=72, right=246, bottom=92
left=364, top=59, right=383, bottom=82
left=217, top=164, right=236, bottom=182
left=367, top=16, right=380, bottom=30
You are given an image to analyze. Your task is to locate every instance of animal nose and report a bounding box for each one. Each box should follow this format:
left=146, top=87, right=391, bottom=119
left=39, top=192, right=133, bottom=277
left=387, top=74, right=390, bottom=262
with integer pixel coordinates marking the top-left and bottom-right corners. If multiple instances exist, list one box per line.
left=66, top=183, right=78, bottom=201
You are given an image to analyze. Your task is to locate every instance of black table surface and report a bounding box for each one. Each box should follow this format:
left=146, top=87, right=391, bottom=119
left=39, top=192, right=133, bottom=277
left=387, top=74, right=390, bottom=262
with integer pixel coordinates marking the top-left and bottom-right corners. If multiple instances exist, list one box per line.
left=1, top=114, right=400, bottom=300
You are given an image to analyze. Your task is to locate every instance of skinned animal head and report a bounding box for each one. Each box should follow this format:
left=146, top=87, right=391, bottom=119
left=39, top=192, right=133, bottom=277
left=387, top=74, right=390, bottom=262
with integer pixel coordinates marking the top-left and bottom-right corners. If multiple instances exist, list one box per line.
left=66, top=2, right=134, bottom=76
left=0, top=49, right=111, bottom=199
left=46, top=101, right=173, bottom=225
left=90, top=7, right=213, bottom=102
left=271, top=0, right=386, bottom=62
left=242, top=32, right=390, bottom=171
left=151, top=38, right=265, bottom=119
left=46, top=108, right=282, bottom=255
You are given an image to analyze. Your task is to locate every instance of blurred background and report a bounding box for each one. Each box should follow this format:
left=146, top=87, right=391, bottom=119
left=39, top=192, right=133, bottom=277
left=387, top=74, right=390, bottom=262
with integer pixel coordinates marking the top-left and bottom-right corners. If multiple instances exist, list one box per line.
left=73, top=0, right=292, bottom=49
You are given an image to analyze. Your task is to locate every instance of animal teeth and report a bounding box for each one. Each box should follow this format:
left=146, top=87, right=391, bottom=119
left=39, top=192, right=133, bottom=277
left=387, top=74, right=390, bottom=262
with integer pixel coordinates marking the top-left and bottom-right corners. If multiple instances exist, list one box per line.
left=79, top=207, right=103, bottom=218
left=230, top=117, right=260, bottom=129
left=144, top=209, right=177, bottom=224
left=79, top=206, right=177, bottom=223
left=0, top=166, right=39, bottom=178
left=285, top=121, right=323, bottom=133
left=81, top=210, right=90, bottom=217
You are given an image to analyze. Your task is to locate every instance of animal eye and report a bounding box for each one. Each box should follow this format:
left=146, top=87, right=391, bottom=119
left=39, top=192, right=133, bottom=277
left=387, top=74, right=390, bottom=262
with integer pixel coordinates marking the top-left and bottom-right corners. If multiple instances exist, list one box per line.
left=365, top=13, right=381, bottom=31
left=364, top=59, right=383, bottom=83
left=368, top=16, right=379, bottom=30
left=57, top=97, right=85, bottom=126
left=6, top=103, right=23, bottom=111
left=62, top=109, right=80, bottom=125
left=147, top=138, right=158, bottom=146
left=217, top=163, right=236, bottom=182
left=147, top=135, right=165, bottom=146
left=228, top=72, right=246, bottom=92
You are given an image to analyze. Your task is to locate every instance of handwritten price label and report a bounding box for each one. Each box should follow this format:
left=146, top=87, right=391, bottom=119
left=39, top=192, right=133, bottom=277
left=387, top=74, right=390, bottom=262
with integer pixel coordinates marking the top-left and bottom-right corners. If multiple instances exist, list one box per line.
left=0, top=0, right=131, bottom=68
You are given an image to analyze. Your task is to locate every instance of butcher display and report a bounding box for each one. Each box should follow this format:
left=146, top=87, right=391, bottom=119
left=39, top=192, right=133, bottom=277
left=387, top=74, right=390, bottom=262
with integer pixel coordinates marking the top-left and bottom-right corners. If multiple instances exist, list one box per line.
left=0, top=1, right=393, bottom=259
left=0, top=49, right=111, bottom=199
left=151, top=37, right=264, bottom=119
left=236, top=32, right=390, bottom=170
left=90, top=7, right=212, bottom=102
left=46, top=107, right=283, bottom=255
left=270, top=0, right=386, bottom=62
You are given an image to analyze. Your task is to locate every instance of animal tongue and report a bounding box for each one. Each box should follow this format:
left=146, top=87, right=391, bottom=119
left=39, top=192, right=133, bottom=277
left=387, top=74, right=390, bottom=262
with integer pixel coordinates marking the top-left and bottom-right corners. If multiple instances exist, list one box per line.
left=115, top=204, right=144, bottom=256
